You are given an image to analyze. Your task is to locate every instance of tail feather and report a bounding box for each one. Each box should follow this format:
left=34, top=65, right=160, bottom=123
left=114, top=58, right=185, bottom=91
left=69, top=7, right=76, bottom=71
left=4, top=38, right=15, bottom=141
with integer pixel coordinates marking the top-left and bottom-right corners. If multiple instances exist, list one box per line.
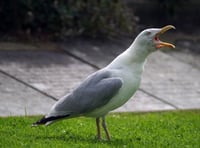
left=32, top=114, right=70, bottom=127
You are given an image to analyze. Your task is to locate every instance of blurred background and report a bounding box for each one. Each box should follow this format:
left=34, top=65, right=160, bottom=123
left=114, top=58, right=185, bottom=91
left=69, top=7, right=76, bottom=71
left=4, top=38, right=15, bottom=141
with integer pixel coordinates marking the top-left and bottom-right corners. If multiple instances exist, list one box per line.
left=0, top=0, right=200, bottom=116
left=0, top=0, right=200, bottom=39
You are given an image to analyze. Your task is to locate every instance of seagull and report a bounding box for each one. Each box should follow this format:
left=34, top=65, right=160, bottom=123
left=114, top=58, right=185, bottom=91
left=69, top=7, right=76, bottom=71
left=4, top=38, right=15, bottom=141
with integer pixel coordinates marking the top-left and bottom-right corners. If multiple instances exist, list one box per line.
left=32, top=25, right=175, bottom=140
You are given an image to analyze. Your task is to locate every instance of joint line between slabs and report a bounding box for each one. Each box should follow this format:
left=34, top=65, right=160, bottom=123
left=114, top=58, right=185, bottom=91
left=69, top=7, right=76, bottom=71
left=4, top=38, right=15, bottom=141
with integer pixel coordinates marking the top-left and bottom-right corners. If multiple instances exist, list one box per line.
left=138, top=88, right=179, bottom=109
left=63, top=50, right=99, bottom=70
left=0, top=69, right=58, bottom=101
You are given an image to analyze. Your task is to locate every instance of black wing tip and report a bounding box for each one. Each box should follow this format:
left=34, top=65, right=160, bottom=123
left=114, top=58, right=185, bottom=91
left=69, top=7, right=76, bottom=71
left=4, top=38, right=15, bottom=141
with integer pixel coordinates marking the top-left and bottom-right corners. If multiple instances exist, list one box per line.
left=31, top=114, right=70, bottom=127
left=31, top=116, right=47, bottom=127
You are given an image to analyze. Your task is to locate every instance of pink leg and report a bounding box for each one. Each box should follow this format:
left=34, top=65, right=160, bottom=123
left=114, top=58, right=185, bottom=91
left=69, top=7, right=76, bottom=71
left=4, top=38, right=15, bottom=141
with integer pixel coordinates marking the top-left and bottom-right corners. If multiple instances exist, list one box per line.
left=102, top=116, right=111, bottom=141
left=96, top=117, right=101, bottom=140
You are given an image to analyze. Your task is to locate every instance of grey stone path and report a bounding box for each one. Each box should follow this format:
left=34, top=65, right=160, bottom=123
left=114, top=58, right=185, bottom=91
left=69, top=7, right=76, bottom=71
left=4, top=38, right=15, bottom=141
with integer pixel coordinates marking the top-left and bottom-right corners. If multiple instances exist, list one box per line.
left=0, top=38, right=199, bottom=116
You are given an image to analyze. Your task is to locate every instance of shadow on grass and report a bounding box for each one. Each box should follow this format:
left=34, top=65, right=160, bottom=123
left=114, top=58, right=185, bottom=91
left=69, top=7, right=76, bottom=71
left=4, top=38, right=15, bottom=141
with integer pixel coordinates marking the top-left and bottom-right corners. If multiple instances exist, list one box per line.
left=34, top=130, right=133, bottom=146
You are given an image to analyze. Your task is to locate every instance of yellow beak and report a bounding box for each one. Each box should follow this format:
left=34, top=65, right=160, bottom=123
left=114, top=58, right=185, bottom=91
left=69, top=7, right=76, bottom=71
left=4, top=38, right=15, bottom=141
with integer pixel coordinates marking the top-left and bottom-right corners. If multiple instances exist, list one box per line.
left=155, top=25, right=176, bottom=49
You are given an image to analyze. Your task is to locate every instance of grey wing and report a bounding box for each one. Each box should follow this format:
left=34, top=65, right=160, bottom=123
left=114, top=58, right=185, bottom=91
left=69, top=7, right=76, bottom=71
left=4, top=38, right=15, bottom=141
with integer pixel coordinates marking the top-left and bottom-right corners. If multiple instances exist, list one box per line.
left=47, top=69, right=122, bottom=117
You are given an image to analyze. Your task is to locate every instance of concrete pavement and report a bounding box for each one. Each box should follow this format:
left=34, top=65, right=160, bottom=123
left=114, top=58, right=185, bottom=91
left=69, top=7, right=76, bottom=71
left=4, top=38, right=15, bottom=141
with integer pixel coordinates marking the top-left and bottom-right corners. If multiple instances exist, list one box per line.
left=0, top=38, right=199, bottom=116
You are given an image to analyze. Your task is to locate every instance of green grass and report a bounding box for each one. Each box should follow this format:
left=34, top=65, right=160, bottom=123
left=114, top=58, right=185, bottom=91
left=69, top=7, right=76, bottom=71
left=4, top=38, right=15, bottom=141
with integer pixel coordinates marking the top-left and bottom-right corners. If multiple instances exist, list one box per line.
left=0, top=110, right=200, bottom=148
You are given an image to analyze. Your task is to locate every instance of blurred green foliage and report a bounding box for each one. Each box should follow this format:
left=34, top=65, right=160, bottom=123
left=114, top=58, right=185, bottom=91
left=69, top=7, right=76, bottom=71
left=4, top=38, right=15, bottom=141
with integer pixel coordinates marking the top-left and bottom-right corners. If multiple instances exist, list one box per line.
left=156, top=0, right=189, bottom=18
left=0, top=0, right=136, bottom=39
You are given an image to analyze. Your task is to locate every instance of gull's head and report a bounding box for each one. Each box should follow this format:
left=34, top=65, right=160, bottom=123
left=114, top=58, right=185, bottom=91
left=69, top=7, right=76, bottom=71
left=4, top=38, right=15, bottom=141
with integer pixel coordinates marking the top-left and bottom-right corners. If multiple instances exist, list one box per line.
left=134, top=25, right=175, bottom=52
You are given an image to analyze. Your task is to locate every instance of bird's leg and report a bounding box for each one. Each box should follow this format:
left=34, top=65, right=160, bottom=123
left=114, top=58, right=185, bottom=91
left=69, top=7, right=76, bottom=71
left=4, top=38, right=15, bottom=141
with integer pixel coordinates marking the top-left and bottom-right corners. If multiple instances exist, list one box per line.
left=96, top=117, right=101, bottom=140
left=102, top=116, right=111, bottom=141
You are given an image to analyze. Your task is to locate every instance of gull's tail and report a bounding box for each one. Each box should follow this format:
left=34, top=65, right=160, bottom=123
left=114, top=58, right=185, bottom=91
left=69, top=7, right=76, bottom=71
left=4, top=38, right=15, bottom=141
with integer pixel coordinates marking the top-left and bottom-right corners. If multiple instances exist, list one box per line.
left=32, top=114, right=70, bottom=127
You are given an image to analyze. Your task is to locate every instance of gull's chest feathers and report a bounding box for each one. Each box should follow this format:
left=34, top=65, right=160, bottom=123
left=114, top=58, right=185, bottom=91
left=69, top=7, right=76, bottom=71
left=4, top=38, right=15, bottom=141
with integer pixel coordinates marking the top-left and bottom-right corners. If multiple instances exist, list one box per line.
left=111, top=65, right=143, bottom=101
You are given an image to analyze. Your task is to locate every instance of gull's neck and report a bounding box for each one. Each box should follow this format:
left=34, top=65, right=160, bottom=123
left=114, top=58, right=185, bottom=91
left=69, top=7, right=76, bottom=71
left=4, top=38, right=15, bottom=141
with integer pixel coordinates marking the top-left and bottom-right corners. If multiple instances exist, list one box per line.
left=126, top=42, right=150, bottom=63
left=108, top=41, right=151, bottom=71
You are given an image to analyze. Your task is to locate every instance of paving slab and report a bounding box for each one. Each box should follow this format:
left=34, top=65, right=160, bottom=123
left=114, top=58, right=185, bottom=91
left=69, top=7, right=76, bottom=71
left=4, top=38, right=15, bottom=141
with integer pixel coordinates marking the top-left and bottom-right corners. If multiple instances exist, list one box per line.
left=141, top=51, right=200, bottom=109
left=114, top=90, right=175, bottom=112
left=165, top=39, right=200, bottom=69
left=0, top=50, right=96, bottom=99
left=0, top=72, right=55, bottom=116
left=61, top=38, right=130, bottom=68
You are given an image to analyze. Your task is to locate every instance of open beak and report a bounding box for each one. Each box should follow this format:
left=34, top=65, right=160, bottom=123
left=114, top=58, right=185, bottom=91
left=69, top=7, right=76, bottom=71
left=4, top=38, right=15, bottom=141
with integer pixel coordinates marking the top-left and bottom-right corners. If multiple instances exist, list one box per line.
left=154, top=25, right=175, bottom=49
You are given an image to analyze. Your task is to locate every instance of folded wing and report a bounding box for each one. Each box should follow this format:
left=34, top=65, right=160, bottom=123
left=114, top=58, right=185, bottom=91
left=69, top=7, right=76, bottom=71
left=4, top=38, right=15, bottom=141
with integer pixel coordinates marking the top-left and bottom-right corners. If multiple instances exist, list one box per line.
left=33, top=69, right=122, bottom=125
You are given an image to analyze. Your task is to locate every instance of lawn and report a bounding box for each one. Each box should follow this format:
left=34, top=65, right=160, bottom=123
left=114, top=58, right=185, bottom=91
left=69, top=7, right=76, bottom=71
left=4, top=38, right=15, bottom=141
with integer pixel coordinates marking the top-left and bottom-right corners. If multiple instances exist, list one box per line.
left=0, top=110, right=199, bottom=148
